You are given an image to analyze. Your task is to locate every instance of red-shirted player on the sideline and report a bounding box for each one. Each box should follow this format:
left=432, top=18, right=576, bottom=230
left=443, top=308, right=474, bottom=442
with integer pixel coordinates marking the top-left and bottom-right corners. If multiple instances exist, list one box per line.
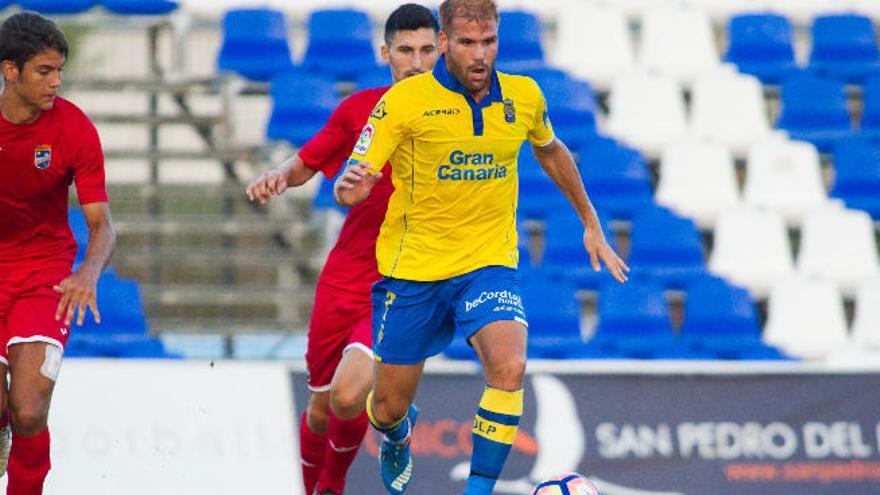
left=0, top=12, right=115, bottom=495
left=246, top=5, right=439, bottom=494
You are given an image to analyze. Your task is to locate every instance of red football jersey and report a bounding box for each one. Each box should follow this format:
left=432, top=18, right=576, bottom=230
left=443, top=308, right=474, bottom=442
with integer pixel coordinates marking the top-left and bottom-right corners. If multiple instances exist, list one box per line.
left=299, top=86, right=393, bottom=301
left=0, top=97, right=107, bottom=267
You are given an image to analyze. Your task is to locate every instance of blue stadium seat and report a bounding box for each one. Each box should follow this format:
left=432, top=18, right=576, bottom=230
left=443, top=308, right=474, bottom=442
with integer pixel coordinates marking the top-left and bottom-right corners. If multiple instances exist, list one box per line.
left=517, top=144, right=567, bottom=220
left=68, top=208, right=88, bottom=264
left=542, top=211, right=617, bottom=290
left=19, top=0, right=95, bottom=14
left=587, top=281, right=680, bottom=358
left=862, top=76, right=880, bottom=141
left=80, top=272, right=148, bottom=335
left=725, top=13, right=797, bottom=84
left=809, top=14, right=880, bottom=83
left=576, top=136, right=654, bottom=220
left=217, top=8, right=295, bottom=82
left=628, top=207, right=706, bottom=289
left=100, top=0, right=178, bottom=15
left=266, top=72, right=338, bottom=147
left=302, top=9, right=378, bottom=81
left=497, top=11, right=545, bottom=72
left=777, top=71, right=854, bottom=153
left=681, top=276, right=787, bottom=360
left=527, top=67, right=597, bottom=151
left=831, top=137, right=880, bottom=219
left=521, top=271, right=590, bottom=359
left=355, top=67, right=393, bottom=90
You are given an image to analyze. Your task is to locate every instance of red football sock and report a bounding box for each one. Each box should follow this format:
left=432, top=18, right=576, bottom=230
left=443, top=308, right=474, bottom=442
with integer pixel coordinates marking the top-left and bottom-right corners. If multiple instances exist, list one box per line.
left=299, top=412, right=327, bottom=495
left=7, top=428, right=50, bottom=495
left=317, top=411, right=369, bottom=494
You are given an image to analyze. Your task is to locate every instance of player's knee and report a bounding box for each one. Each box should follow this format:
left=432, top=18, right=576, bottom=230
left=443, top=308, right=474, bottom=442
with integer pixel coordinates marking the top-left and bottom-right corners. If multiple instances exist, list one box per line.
left=486, top=354, right=526, bottom=390
left=370, top=394, right=409, bottom=428
left=10, top=401, right=48, bottom=436
left=330, top=385, right=367, bottom=419
left=306, top=401, right=330, bottom=434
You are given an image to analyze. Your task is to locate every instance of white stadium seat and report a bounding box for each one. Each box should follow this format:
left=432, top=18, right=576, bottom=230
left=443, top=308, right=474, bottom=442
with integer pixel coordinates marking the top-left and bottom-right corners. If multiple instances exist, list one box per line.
left=853, top=278, right=880, bottom=351
left=681, top=0, right=771, bottom=24
left=796, top=206, right=880, bottom=296
left=847, top=0, right=880, bottom=20
left=637, top=7, right=720, bottom=86
left=655, top=139, right=740, bottom=228
left=709, top=207, right=794, bottom=298
left=607, top=71, right=687, bottom=157
left=690, top=70, right=776, bottom=157
left=553, top=4, right=635, bottom=91
left=743, top=139, right=829, bottom=225
left=767, top=0, right=848, bottom=26
left=764, top=277, right=849, bottom=359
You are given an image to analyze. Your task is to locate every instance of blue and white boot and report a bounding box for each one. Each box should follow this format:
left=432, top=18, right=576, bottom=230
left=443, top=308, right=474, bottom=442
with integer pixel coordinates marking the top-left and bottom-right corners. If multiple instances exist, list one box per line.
left=379, top=404, right=420, bottom=494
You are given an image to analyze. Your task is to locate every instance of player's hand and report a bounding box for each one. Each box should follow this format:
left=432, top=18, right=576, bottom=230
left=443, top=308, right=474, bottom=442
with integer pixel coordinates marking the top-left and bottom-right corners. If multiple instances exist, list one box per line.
left=584, top=226, right=629, bottom=284
left=53, top=270, right=101, bottom=326
left=335, top=160, right=383, bottom=205
left=246, top=167, right=290, bottom=205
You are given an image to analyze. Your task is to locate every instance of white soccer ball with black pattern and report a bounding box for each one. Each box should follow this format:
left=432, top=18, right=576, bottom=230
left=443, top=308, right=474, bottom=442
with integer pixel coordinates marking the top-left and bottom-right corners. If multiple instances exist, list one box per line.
left=531, top=472, right=600, bottom=495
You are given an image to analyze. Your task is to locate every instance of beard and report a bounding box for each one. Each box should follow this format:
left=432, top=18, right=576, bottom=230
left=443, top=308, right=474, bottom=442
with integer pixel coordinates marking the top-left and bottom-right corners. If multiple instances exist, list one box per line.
left=446, top=52, right=492, bottom=95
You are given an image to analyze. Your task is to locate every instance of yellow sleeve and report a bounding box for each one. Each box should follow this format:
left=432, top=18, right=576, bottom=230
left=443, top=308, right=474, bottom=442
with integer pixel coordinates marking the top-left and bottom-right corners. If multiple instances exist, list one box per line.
left=527, top=80, right=555, bottom=147
left=349, top=87, right=407, bottom=174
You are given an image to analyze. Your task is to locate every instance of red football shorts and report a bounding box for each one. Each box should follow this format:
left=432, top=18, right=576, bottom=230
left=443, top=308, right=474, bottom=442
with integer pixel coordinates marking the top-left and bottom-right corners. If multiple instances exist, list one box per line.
left=0, top=260, right=72, bottom=366
left=305, top=283, right=373, bottom=392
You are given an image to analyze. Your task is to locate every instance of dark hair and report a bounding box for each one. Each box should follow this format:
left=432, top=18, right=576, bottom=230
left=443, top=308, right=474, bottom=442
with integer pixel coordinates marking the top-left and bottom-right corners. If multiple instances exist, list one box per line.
left=384, top=3, right=439, bottom=45
left=438, top=0, right=499, bottom=34
left=0, top=12, right=68, bottom=71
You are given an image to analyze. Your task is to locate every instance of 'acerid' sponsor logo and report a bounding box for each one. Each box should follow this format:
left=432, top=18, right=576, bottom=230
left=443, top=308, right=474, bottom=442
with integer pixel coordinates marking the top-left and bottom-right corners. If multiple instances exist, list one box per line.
left=438, top=150, right=508, bottom=181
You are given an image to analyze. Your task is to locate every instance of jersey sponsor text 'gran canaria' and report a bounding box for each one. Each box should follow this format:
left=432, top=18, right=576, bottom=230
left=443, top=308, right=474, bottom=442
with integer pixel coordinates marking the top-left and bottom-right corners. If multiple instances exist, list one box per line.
left=350, top=55, right=554, bottom=281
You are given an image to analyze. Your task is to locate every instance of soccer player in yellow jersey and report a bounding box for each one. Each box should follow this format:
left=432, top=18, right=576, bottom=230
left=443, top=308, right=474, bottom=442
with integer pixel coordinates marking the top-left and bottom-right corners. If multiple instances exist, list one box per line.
left=335, top=1, right=628, bottom=493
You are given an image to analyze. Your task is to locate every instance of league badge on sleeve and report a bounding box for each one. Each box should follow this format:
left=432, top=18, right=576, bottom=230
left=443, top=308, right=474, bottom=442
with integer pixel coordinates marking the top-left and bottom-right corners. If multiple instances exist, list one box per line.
left=34, top=144, right=52, bottom=170
left=353, top=123, right=375, bottom=156
left=503, top=99, right=516, bottom=123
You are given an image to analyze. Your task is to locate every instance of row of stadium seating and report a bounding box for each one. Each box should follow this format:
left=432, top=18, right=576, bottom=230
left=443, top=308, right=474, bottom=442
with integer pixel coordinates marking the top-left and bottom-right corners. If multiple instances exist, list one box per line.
left=1, top=0, right=178, bottom=15
left=68, top=209, right=177, bottom=358
left=214, top=7, right=880, bottom=86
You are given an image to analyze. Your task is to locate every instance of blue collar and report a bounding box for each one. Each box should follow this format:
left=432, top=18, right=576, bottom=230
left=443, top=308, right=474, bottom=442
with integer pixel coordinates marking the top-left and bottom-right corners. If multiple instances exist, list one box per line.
left=432, top=54, right=504, bottom=136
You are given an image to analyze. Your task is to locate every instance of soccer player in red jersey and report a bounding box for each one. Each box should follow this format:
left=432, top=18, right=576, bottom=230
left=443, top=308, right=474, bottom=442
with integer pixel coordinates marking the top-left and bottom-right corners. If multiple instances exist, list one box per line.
left=246, top=5, right=439, bottom=494
left=0, top=12, right=115, bottom=495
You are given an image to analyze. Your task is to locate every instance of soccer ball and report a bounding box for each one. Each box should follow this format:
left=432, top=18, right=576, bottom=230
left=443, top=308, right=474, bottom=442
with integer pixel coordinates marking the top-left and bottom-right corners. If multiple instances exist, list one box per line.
left=531, top=472, right=600, bottom=495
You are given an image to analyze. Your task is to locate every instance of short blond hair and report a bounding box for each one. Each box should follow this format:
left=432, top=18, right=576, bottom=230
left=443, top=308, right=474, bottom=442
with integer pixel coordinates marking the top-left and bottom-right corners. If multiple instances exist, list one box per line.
left=438, top=0, right=499, bottom=34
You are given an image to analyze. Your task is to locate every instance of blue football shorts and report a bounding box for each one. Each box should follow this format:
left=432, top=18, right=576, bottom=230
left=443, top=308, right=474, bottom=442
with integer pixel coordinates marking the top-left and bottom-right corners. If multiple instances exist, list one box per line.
left=370, top=266, right=528, bottom=364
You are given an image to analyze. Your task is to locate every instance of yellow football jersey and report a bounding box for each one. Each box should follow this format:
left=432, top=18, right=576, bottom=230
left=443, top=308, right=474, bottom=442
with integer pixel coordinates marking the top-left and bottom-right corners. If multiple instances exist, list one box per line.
left=349, top=55, right=554, bottom=281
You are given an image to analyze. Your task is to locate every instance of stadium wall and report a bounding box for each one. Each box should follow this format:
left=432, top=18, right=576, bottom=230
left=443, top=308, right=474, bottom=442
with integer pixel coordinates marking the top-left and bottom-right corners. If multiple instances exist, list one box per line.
left=19, top=360, right=880, bottom=494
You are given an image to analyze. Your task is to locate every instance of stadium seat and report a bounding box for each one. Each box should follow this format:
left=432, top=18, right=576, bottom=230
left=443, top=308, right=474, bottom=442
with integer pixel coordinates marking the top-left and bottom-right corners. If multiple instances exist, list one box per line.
left=809, top=14, right=880, bottom=83
left=79, top=272, right=148, bottom=336
left=637, top=7, right=719, bottom=86
left=518, top=144, right=567, bottom=220
left=628, top=207, right=707, bottom=288
left=217, top=8, right=295, bottom=82
left=769, top=0, right=851, bottom=26
left=655, top=140, right=740, bottom=228
left=725, top=13, right=797, bottom=84
left=743, top=138, right=828, bottom=225
left=100, top=0, right=178, bottom=15
left=796, top=205, right=879, bottom=296
left=521, top=272, right=592, bottom=359
left=552, top=4, right=634, bottom=91
left=682, top=0, right=769, bottom=24
left=497, top=10, right=545, bottom=72
left=861, top=76, right=880, bottom=141
left=709, top=207, right=795, bottom=298
left=689, top=70, right=775, bottom=157
left=764, top=277, right=849, bottom=359
left=301, top=9, right=378, bottom=81
left=19, top=0, right=95, bottom=14
left=266, top=72, right=338, bottom=147
left=68, top=208, right=89, bottom=264
left=777, top=71, right=854, bottom=153
left=588, top=281, right=680, bottom=358
left=576, top=136, right=655, bottom=220
left=849, top=0, right=880, bottom=20
left=681, top=276, right=787, bottom=360
left=526, top=68, right=597, bottom=151
left=831, top=137, right=880, bottom=218
left=541, top=211, right=617, bottom=290
left=354, top=67, right=392, bottom=90
left=607, top=71, right=687, bottom=157
left=852, top=278, right=880, bottom=351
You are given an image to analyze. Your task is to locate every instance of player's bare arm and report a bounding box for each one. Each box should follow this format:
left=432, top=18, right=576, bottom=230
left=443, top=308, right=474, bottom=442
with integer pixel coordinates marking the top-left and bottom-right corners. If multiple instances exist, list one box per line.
left=246, top=154, right=318, bottom=205
left=334, top=160, right=383, bottom=207
left=532, top=138, right=629, bottom=283
left=53, top=202, right=115, bottom=326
